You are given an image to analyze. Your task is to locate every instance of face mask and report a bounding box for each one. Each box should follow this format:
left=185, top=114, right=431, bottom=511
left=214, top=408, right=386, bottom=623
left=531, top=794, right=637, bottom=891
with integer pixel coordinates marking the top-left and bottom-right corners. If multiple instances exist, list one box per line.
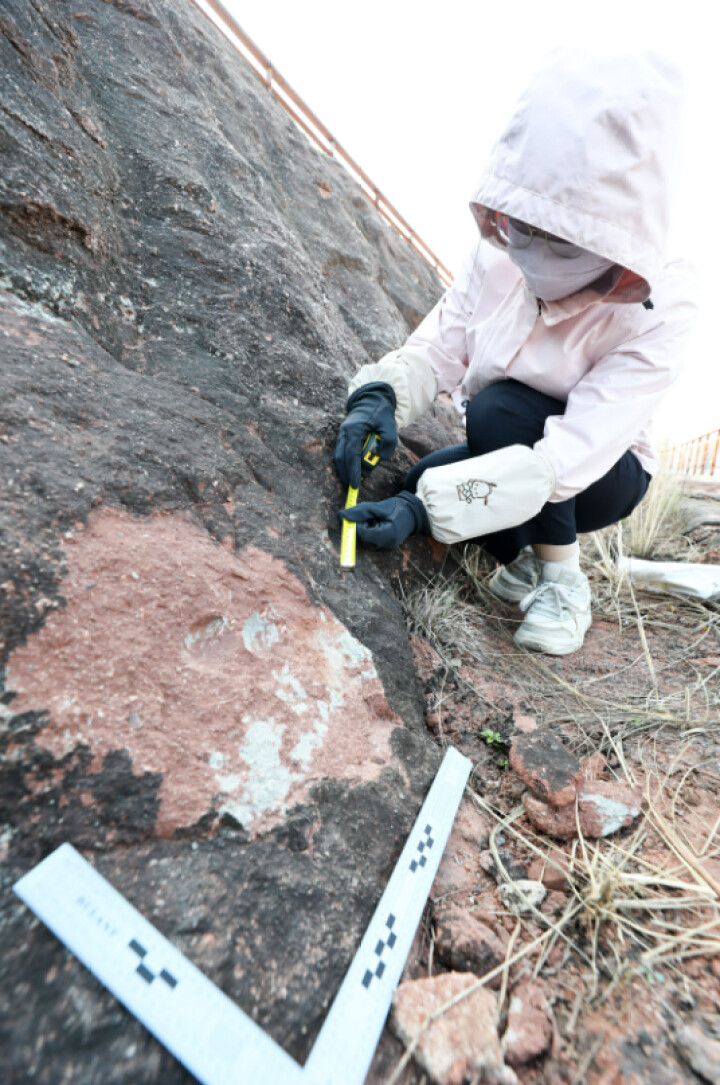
left=507, top=237, right=615, bottom=301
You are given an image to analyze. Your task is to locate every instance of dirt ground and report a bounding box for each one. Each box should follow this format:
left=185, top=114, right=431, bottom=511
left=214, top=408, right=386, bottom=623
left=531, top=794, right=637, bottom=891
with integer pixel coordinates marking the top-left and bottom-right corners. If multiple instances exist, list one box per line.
left=371, top=477, right=720, bottom=1084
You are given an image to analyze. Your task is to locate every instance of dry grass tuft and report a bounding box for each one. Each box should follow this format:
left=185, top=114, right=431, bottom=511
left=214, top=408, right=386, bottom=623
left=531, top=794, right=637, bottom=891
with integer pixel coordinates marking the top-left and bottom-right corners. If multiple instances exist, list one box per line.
left=390, top=766, right=720, bottom=1085
left=627, top=466, right=684, bottom=559
left=469, top=778, right=720, bottom=995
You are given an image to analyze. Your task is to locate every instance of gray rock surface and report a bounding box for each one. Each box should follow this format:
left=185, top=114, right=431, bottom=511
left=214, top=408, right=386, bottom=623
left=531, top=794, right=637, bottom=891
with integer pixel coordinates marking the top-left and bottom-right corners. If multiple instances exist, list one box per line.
left=0, top=2, right=464, bottom=1079
left=673, top=1023, right=720, bottom=1085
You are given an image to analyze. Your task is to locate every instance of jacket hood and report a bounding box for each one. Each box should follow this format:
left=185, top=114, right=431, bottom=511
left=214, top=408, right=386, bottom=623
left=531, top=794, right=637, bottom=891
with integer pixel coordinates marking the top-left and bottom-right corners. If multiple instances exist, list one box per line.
left=470, top=50, right=684, bottom=302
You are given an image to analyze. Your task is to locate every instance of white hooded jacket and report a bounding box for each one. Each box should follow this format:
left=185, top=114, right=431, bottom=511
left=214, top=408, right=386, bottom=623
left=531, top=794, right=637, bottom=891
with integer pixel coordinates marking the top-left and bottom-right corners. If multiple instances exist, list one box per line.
left=349, top=50, right=698, bottom=514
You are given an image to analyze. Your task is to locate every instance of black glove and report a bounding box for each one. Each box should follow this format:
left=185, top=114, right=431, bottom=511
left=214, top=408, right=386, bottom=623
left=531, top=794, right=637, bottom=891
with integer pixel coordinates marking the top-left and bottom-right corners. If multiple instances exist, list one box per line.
left=334, top=382, right=398, bottom=489
left=340, top=491, right=429, bottom=551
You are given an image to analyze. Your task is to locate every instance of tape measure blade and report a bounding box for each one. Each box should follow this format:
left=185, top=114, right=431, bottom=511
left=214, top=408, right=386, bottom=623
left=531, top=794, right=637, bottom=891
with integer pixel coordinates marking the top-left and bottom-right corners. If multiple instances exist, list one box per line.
left=340, top=519, right=356, bottom=568
left=14, top=844, right=303, bottom=1085
left=305, top=747, right=472, bottom=1085
left=340, top=484, right=359, bottom=568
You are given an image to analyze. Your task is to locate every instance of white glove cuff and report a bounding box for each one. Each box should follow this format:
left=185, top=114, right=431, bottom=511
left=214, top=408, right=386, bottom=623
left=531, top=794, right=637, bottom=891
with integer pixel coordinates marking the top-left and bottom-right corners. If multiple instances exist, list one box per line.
left=348, top=349, right=438, bottom=429
left=416, top=445, right=556, bottom=545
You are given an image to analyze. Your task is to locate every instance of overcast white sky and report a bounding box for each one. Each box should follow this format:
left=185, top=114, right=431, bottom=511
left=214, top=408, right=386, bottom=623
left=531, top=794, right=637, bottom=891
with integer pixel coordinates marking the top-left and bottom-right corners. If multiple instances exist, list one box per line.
left=199, top=0, right=718, bottom=445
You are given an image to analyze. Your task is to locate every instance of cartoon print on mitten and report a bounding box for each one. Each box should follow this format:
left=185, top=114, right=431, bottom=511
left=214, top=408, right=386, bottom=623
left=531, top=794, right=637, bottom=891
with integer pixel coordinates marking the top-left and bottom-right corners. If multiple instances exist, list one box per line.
left=456, top=479, right=497, bottom=505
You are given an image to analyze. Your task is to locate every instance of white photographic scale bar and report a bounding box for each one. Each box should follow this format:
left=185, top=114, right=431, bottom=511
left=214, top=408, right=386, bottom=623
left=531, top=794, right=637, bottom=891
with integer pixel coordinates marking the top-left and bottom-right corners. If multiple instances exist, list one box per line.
left=14, top=746, right=471, bottom=1085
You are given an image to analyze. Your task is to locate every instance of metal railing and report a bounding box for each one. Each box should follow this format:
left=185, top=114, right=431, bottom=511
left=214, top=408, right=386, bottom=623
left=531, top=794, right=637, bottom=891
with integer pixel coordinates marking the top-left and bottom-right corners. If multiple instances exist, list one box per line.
left=190, top=0, right=453, bottom=287
left=670, top=428, right=720, bottom=477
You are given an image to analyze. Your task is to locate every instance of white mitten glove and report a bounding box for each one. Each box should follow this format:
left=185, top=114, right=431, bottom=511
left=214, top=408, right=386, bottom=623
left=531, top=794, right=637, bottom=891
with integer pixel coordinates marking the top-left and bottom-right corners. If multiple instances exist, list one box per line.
left=348, top=348, right=438, bottom=429
left=416, top=445, right=556, bottom=544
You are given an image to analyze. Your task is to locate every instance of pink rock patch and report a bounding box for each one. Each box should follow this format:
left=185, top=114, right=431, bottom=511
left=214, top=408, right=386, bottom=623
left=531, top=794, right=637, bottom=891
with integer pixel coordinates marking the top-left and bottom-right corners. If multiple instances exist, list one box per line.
left=7, top=508, right=397, bottom=836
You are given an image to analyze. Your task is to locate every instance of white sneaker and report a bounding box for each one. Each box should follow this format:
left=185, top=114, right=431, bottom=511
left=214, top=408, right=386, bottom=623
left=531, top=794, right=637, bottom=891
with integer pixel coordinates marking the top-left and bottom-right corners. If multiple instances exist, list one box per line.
left=514, top=565, right=592, bottom=655
left=487, top=548, right=539, bottom=604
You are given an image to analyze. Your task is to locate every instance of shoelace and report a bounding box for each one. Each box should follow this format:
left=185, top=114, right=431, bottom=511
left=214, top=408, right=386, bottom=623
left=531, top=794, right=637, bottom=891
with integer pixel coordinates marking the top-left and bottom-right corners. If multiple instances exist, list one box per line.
left=519, top=580, right=578, bottom=619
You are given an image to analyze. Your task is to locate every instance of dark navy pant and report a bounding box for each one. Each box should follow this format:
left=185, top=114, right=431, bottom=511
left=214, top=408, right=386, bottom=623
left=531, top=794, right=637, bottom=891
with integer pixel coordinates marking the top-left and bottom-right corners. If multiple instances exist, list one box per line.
left=404, top=379, right=651, bottom=565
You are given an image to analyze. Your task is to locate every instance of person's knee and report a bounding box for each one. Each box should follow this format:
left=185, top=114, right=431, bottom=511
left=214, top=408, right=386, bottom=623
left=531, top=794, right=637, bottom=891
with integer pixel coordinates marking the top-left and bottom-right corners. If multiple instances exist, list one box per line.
left=466, top=381, right=564, bottom=457
left=466, top=385, right=526, bottom=456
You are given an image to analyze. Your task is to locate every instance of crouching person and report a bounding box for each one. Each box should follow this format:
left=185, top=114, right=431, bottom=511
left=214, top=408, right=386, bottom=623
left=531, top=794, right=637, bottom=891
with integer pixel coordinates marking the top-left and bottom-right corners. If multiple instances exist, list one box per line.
left=334, top=49, right=697, bottom=656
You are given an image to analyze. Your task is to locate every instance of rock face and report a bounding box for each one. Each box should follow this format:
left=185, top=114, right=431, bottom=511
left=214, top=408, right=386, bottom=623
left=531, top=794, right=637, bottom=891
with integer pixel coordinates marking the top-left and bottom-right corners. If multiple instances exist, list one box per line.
left=0, top=2, right=459, bottom=1079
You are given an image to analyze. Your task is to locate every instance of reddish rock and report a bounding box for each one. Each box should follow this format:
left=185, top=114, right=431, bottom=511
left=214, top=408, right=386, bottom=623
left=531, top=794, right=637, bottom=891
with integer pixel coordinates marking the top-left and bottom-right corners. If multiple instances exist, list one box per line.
left=410, top=634, right=444, bottom=677
left=431, top=800, right=491, bottom=901
left=528, top=849, right=571, bottom=891
left=523, top=797, right=576, bottom=839
left=480, top=850, right=498, bottom=876
left=502, top=979, right=555, bottom=1067
left=524, top=780, right=644, bottom=839
left=435, top=906, right=507, bottom=988
left=6, top=514, right=399, bottom=838
left=579, top=781, right=644, bottom=837
left=546, top=941, right=566, bottom=968
left=510, top=730, right=583, bottom=807
left=580, top=751, right=608, bottom=783
left=684, top=956, right=706, bottom=979
left=514, top=714, right=538, bottom=734
left=391, top=972, right=517, bottom=1085
left=426, top=711, right=443, bottom=736
left=470, top=911, right=511, bottom=947
left=523, top=793, right=591, bottom=839
left=540, top=890, right=569, bottom=917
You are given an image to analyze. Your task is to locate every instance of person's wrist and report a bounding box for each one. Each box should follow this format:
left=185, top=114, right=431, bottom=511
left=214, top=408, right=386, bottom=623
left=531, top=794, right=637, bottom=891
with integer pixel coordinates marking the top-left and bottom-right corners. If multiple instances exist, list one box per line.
left=398, top=491, right=430, bottom=535
left=345, top=382, right=397, bottom=414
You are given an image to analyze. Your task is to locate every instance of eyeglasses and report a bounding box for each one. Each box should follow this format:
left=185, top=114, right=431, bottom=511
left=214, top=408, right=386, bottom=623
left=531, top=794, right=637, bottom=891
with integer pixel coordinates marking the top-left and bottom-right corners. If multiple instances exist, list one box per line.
left=494, top=213, right=584, bottom=259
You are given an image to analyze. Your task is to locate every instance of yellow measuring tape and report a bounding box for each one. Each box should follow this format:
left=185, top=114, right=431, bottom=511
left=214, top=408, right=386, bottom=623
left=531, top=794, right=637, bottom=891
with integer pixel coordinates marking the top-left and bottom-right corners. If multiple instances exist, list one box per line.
left=340, top=486, right=359, bottom=568
left=340, top=434, right=380, bottom=569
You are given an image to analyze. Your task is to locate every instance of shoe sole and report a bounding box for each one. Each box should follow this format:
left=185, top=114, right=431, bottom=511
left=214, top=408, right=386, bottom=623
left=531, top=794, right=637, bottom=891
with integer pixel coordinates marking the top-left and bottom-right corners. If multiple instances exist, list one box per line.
left=514, top=611, right=592, bottom=656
